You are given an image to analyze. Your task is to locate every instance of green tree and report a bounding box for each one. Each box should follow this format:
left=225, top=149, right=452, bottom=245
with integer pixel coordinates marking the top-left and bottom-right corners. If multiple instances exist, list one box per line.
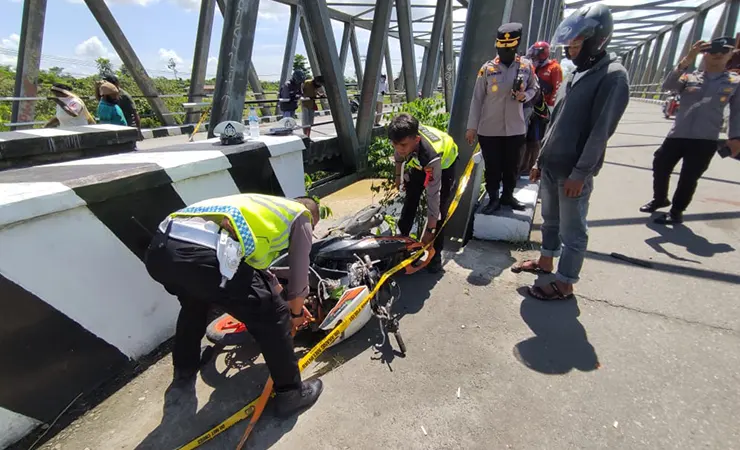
left=48, top=66, right=64, bottom=77
left=167, top=58, right=179, bottom=80
left=96, top=57, right=113, bottom=77
left=293, top=54, right=311, bottom=78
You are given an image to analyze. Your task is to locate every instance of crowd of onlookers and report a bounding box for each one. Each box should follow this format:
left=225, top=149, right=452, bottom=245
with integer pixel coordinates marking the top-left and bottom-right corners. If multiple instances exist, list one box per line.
left=45, top=73, right=141, bottom=135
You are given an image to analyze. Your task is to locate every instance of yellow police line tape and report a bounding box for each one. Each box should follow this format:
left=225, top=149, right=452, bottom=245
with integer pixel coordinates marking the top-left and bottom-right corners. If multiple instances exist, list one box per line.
left=188, top=106, right=211, bottom=142
left=178, top=147, right=482, bottom=450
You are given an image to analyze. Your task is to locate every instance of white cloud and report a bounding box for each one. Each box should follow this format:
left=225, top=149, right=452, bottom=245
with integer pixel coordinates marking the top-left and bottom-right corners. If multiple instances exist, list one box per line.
left=256, top=1, right=290, bottom=21
left=75, top=36, right=114, bottom=60
left=159, top=48, right=184, bottom=65
left=206, top=56, right=219, bottom=76
left=169, top=0, right=198, bottom=11
left=0, top=33, right=19, bottom=66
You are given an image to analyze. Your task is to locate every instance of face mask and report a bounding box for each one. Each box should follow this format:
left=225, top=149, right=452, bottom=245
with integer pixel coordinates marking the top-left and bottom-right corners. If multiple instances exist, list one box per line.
left=497, top=48, right=517, bottom=65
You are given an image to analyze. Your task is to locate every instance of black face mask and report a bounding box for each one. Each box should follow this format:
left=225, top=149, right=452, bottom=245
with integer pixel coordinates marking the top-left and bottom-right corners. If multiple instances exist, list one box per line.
left=497, top=48, right=517, bottom=65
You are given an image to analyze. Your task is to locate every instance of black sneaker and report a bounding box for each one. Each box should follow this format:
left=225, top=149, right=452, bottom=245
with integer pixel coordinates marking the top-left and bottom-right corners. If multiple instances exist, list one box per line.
left=640, top=199, right=671, bottom=213
left=654, top=211, right=683, bottom=225
left=274, top=379, right=323, bottom=418
left=501, top=196, right=526, bottom=211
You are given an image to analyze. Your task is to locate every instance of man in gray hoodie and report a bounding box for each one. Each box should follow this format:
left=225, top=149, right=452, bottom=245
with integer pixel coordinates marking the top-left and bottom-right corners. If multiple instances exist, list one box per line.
left=511, top=4, right=630, bottom=300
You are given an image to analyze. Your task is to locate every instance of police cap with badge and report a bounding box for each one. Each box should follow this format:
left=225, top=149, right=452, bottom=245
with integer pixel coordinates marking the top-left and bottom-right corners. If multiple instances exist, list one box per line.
left=704, top=36, right=735, bottom=54
left=496, top=22, right=523, bottom=49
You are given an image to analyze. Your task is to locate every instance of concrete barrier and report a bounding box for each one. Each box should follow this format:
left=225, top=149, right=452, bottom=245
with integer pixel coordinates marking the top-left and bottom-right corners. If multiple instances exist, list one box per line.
left=0, top=125, right=139, bottom=171
left=473, top=178, right=540, bottom=243
left=0, top=134, right=307, bottom=449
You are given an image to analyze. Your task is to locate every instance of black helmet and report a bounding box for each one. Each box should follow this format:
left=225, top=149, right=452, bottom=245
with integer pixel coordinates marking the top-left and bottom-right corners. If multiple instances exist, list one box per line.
left=551, top=4, right=613, bottom=69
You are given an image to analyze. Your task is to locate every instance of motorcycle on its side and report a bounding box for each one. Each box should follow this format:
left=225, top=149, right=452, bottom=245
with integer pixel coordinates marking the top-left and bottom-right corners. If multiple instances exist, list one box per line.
left=206, top=205, right=434, bottom=355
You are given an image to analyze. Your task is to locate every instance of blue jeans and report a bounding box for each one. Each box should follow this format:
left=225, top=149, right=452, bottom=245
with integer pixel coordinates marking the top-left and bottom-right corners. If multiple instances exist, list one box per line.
left=539, top=169, right=593, bottom=284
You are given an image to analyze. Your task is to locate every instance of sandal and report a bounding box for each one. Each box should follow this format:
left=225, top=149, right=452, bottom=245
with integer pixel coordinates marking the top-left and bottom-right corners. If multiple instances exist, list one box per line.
left=511, top=259, right=552, bottom=275
left=528, top=282, right=574, bottom=301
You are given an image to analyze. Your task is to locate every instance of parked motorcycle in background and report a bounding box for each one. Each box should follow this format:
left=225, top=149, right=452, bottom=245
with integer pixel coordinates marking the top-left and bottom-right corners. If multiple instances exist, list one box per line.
left=663, top=92, right=680, bottom=119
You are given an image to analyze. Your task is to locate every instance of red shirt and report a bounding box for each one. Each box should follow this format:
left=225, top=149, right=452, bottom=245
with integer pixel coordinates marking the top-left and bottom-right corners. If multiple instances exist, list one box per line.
left=535, top=60, right=563, bottom=107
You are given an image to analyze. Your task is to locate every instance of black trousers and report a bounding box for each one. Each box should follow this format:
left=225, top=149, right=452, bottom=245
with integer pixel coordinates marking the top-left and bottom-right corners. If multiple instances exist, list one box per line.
left=144, top=230, right=300, bottom=391
left=479, top=134, right=525, bottom=199
left=398, top=159, right=457, bottom=260
left=652, top=137, right=717, bottom=213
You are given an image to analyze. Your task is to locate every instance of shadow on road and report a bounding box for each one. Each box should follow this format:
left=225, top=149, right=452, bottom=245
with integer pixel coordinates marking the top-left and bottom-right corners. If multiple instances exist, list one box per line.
left=135, top=269, right=441, bottom=449
left=645, top=221, right=735, bottom=263
left=513, top=287, right=600, bottom=375
left=449, top=240, right=517, bottom=286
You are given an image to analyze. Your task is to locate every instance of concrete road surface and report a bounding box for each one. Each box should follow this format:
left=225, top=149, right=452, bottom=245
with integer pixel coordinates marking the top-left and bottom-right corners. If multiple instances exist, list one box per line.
left=25, top=101, right=740, bottom=450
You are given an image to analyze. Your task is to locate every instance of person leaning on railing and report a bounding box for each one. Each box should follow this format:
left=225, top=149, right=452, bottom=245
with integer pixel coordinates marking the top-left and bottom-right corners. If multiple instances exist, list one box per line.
left=45, top=83, right=96, bottom=128
left=640, top=37, right=740, bottom=225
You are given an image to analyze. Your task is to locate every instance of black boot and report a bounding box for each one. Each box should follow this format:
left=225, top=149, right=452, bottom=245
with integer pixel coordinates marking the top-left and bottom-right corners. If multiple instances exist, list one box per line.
left=640, top=199, right=671, bottom=213
left=480, top=196, right=500, bottom=215
left=274, top=379, right=323, bottom=418
left=500, top=195, right=526, bottom=211
left=654, top=210, right=683, bottom=225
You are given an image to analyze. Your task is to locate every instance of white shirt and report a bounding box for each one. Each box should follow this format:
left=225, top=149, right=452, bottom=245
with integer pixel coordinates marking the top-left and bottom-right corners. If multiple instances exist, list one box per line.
left=378, top=80, right=388, bottom=101
left=56, top=96, right=90, bottom=127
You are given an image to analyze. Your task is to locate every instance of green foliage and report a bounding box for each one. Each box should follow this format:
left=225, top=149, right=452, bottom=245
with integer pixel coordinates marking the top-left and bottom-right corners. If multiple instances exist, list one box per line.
left=293, top=54, right=311, bottom=78
left=96, top=57, right=113, bottom=77
left=303, top=172, right=334, bottom=220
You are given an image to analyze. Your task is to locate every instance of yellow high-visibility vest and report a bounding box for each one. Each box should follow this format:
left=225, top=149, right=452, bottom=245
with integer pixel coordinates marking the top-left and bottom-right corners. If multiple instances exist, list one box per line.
left=170, top=193, right=310, bottom=269
left=406, top=124, right=459, bottom=170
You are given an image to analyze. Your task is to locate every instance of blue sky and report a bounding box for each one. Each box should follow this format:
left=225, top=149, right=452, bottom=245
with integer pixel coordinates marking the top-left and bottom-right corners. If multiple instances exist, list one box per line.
left=0, top=0, right=730, bottom=81
left=0, top=0, right=431, bottom=81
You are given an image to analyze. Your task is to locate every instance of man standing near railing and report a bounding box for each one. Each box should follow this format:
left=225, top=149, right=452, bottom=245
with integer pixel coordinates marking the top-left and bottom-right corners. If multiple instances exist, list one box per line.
left=640, top=38, right=740, bottom=224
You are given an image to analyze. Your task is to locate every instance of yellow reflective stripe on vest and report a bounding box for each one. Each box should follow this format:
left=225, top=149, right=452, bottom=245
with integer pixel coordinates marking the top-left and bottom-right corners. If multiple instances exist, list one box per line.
left=407, top=124, right=458, bottom=170
left=248, top=195, right=292, bottom=247
left=169, top=194, right=309, bottom=270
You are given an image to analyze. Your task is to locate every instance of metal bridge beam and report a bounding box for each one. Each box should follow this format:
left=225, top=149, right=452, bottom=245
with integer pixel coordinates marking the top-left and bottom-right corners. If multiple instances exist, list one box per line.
left=187, top=0, right=216, bottom=124
left=420, top=0, right=449, bottom=98
left=443, top=0, right=455, bottom=111
left=356, top=0, right=393, bottom=149
left=85, top=0, right=175, bottom=126
left=655, top=25, right=681, bottom=82
left=339, top=22, right=351, bottom=74
left=446, top=0, right=508, bottom=249
left=10, top=0, right=47, bottom=130
left=528, top=0, right=544, bottom=47
left=384, top=38, right=396, bottom=99
left=680, top=9, right=708, bottom=71
left=276, top=4, right=301, bottom=115
left=300, top=0, right=360, bottom=172
left=724, top=0, right=740, bottom=37
left=349, top=25, right=364, bottom=86
left=396, top=0, right=417, bottom=102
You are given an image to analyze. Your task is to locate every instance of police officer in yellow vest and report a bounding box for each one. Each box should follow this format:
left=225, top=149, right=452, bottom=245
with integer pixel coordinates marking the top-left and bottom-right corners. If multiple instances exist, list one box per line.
left=391, top=113, right=459, bottom=273
left=144, top=193, right=323, bottom=417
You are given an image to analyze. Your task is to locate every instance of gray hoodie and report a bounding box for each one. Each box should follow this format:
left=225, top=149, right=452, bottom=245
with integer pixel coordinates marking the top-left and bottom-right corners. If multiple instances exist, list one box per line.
left=537, top=53, right=630, bottom=181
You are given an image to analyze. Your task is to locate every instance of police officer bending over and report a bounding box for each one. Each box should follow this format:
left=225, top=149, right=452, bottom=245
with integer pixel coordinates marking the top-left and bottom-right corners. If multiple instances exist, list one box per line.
left=391, top=113, right=459, bottom=273
left=640, top=37, right=740, bottom=224
left=144, top=194, right=323, bottom=417
left=466, top=22, right=538, bottom=214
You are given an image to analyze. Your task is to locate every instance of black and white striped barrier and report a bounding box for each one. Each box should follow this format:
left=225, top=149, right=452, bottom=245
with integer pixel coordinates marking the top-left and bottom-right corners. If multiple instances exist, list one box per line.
left=0, top=125, right=138, bottom=170
left=0, top=134, right=307, bottom=448
left=140, top=111, right=334, bottom=140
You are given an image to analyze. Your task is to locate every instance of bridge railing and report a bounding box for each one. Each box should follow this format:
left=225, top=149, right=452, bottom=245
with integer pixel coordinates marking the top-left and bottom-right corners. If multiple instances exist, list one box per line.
left=1, top=86, right=408, bottom=131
